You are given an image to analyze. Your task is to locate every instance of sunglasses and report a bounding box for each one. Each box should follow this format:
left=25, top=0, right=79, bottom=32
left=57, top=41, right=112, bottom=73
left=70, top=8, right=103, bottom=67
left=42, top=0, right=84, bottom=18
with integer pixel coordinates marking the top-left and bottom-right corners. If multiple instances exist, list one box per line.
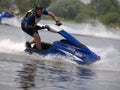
left=35, top=7, right=43, bottom=12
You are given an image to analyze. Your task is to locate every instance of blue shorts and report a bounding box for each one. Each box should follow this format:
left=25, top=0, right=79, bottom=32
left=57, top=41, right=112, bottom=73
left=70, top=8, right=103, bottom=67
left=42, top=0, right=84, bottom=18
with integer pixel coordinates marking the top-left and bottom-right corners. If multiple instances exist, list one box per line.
left=21, top=22, right=38, bottom=36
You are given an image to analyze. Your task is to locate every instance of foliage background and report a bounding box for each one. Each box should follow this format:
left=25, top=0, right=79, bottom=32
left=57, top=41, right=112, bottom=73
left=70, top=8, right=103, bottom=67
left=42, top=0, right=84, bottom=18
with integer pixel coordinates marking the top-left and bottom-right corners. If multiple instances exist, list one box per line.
left=0, top=0, right=120, bottom=28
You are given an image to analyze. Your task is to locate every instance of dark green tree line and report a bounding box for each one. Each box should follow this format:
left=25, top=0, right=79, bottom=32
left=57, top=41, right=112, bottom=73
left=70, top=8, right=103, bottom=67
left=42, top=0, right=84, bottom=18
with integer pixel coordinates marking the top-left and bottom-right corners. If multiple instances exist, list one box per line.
left=0, top=0, right=120, bottom=27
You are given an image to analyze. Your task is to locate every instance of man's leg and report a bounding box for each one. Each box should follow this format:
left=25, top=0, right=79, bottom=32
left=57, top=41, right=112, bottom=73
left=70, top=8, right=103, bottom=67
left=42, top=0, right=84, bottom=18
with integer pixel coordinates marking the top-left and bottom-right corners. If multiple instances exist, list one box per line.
left=32, top=33, right=42, bottom=50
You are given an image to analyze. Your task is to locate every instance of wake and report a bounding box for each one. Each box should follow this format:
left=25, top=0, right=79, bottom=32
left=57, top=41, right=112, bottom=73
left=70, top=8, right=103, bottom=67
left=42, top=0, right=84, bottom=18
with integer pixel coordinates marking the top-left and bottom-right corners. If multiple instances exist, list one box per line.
left=1, top=17, right=120, bottom=40
left=0, top=37, right=120, bottom=72
left=0, top=39, right=25, bottom=53
left=60, top=23, right=120, bottom=40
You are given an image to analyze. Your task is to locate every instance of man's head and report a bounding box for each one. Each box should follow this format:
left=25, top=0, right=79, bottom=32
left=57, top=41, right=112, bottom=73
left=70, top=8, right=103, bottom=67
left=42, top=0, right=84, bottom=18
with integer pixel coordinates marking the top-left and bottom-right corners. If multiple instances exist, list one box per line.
left=35, top=2, right=44, bottom=16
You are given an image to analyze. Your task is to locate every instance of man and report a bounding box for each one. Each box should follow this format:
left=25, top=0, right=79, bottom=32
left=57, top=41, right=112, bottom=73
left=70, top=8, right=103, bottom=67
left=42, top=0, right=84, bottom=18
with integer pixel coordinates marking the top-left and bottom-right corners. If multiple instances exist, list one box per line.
left=21, top=2, right=62, bottom=50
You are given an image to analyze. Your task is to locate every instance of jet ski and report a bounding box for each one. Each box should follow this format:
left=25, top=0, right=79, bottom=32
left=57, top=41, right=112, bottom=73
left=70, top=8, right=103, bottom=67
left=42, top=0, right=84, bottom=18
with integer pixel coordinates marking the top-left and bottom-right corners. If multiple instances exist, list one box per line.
left=0, top=12, right=14, bottom=19
left=25, top=25, right=101, bottom=65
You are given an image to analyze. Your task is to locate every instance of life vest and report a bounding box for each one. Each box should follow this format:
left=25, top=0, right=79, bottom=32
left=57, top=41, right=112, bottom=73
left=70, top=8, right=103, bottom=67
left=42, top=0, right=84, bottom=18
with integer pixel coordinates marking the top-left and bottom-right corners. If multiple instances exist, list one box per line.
left=23, top=9, right=41, bottom=25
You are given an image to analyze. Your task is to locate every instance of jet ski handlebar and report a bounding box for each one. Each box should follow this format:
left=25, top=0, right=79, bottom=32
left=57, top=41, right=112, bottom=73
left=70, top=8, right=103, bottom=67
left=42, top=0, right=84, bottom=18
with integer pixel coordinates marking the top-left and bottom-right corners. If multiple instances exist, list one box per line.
left=44, top=25, right=62, bottom=33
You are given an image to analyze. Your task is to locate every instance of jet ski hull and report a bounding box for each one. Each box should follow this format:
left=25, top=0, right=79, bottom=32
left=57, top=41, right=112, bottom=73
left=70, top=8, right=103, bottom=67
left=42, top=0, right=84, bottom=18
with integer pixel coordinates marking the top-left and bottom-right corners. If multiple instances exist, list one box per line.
left=25, top=40, right=100, bottom=65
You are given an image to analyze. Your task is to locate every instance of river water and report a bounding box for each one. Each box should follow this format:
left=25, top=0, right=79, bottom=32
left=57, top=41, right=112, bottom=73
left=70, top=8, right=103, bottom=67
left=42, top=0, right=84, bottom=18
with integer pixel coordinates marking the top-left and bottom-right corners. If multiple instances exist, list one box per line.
left=0, top=18, right=120, bottom=90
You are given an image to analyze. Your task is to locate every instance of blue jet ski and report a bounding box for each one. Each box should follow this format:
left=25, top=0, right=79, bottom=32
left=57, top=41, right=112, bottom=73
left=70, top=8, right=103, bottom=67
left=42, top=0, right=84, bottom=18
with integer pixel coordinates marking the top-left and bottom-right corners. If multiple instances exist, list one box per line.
left=0, top=12, right=14, bottom=19
left=25, top=25, right=100, bottom=65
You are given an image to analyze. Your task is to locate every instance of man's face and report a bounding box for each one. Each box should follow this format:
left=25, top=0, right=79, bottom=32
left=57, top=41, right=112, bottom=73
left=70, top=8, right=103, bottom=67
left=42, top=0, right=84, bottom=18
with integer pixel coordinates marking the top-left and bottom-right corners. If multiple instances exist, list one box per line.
left=36, top=7, right=43, bottom=16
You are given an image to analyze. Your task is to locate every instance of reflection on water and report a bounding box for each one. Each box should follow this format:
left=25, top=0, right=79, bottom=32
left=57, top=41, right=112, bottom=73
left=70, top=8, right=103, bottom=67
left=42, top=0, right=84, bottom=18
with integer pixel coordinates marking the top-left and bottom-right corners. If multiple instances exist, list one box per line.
left=18, top=63, right=37, bottom=90
left=1, top=55, right=120, bottom=90
left=77, top=67, right=94, bottom=79
left=17, top=60, right=95, bottom=90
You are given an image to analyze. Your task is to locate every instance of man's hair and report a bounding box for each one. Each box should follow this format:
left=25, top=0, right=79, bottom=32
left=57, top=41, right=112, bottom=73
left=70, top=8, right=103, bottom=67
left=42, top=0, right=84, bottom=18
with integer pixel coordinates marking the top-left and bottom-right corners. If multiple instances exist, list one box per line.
left=35, top=2, right=43, bottom=10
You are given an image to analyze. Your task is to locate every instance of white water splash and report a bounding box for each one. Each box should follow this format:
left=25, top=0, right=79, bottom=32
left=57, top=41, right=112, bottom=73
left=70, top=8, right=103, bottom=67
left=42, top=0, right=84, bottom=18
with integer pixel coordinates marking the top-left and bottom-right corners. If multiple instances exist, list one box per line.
left=61, top=22, right=120, bottom=40
left=92, top=46, right=120, bottom=71
left=0, top=39, right=25, bottom=53
left=1, top=17, right=21, bottom=27
left=1, top=17, right=120, bottom=40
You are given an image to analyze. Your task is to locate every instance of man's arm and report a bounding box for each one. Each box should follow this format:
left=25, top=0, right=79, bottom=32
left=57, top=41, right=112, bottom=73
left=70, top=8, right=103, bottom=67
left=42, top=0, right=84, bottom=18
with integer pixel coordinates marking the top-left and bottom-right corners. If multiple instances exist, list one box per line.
left=48, top=12, right=58, bottom=21
left=48, top=12, right=62, bottom=26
